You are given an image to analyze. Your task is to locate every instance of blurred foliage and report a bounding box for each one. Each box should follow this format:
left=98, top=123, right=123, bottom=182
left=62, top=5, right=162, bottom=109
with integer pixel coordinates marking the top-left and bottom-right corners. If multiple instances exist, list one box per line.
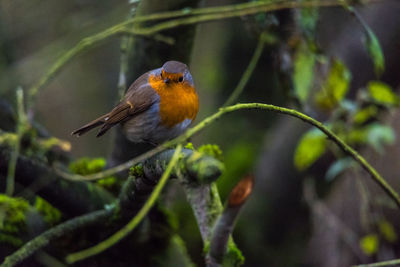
left=378, top=220, right=398, bottom=243
left=315, top=59, right=351, bottom=110
left=363, top=26, right=385, bottom=77
left=294, top=128, right=326, bottom=171
left=360, top=234, right=378, bottom=256
left=293, top=43, right=316, bottom=104
left=367, top=81, right=399, bottom=106
left=325, top=157, right=354, bottom=181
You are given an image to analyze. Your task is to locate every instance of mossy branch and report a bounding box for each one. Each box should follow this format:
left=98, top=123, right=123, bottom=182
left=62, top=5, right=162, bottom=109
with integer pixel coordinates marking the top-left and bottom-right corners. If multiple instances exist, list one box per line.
left=27, top=0, right=384, bottom=106
left=207, top=176, right=254, bottom=266
left=65, top=144, right=183, bottom=264
left=0, top=208, right=113, bottom=267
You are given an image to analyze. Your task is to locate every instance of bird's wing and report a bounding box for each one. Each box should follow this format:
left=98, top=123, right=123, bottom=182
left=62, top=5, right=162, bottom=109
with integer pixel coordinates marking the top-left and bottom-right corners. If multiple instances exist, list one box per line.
left=96, top=76, right=159, bottom=137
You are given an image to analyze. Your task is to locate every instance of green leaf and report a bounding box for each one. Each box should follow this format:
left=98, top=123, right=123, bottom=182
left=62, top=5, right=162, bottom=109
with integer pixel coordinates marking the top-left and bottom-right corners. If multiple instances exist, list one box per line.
left=325, top=157, right=354, bottom=181
left=293, top=43, right=316, bottom=103
left=294, top=128, right=326, bottom=171
left=353, top=106, right=378, bottom=125
left=315, top=59, right=351, bottom=110
left=368, top=81, right=399, bottom=106
left=347, top=127, right=368, bottom=145
left=366, top=123, right=396, bottom=153
left=360, top=234, right=378, bottom=256
left=363, top=27, right=384, bottom=77
left=347, top=123, right=395, bottom=153
left=378, top=220, right=397, bottom=243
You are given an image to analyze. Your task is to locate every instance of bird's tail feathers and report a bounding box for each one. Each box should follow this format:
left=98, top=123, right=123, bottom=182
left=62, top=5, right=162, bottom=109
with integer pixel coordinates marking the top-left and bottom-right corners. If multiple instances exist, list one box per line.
left=71, top=114, right=109, bottom=137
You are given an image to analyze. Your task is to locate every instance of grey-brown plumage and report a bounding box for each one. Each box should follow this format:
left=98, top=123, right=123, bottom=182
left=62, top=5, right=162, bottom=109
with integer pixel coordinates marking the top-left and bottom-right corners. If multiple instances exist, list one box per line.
left=71, top=70, right=157, bottom=138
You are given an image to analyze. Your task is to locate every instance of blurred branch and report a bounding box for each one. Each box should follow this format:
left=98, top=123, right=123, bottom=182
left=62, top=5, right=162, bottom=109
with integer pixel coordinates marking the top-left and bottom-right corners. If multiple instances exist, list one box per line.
left=0, top=146, right=114, bottom=216
left=6, top=88, right=27, bottom=196
left=117, top=0, right=140, bottom=100
left=352, top=259, right=400, bottom=267
left=0, top=208, right=113, bottom=267
left=206, top=175, right=254, bottom=266
left=303, top=179, right=367, bottom=262
left=223, top=32, right=267, bottom=107
left=65, top=144, right=183, bottom=264
left=27, top=0, right=384, bottom=108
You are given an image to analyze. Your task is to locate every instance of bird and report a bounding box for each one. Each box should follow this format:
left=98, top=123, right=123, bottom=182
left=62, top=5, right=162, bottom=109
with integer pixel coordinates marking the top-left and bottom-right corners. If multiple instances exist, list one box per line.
left=71, top=60, right=199, bottom=145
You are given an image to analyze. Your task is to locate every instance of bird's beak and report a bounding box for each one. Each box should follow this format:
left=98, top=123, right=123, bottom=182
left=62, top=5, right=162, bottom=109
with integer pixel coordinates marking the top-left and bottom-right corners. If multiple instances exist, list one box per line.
left=164, top=78, right=170, bottom=84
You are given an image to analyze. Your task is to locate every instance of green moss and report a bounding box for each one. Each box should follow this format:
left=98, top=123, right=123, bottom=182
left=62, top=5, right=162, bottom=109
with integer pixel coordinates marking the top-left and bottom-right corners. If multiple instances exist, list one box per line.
left=198, top=144, right=223, bottom=161
left=0, top=132, right=17, bottom=147
left=96, top=176, right=118, bottom=190
left=129, top=164, right=144, bottom=177
left=203, top=240, right=211, bottom=254
left=184, top=142, right=195, bottom=150
left=0, top=194, right=29, bottom=234
left=34, top=197, right=61, bottom=225
left=223, top=240, right=245, bottom=266
left=69, top=157, right=106, bottom=175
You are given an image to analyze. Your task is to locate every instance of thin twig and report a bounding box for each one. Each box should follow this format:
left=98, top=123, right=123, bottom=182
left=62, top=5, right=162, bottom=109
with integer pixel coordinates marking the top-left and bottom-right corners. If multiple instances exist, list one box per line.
left=6, top=88, right=27, bottom=196
left=65, top=144, right=183, bottom=264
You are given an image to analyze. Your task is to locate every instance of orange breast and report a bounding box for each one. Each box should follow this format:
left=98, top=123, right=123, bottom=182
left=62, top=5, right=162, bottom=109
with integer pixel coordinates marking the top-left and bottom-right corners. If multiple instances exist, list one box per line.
left=149, top=74, right=199, bottom=128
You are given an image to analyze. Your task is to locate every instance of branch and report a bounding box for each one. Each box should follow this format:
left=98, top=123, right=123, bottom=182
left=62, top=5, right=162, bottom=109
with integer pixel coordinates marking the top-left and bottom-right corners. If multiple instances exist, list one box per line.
left=179, top=182, right=223, bottom=243
left=207, top=175, right=254, bottom=266
left=352, top=259, right=400, bottom=267
left=0, top=208, right=113, bottom=267
left=27, top=0, right=384, bottom=106
left=65, top=144, right=183, bottom=264
left=0, top=146, right=114, bottom=217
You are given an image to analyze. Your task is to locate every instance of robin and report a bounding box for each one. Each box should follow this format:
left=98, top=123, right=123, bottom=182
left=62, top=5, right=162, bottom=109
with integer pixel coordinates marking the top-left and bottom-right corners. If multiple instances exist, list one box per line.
left=72, top=61, right=199, bottom=144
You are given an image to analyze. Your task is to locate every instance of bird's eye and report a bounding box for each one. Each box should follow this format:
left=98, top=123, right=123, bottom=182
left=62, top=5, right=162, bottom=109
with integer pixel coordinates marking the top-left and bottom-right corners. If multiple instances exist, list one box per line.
left=160, top=72, right=163, bottom=78
left=178, top=76, right=183, bottom=82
